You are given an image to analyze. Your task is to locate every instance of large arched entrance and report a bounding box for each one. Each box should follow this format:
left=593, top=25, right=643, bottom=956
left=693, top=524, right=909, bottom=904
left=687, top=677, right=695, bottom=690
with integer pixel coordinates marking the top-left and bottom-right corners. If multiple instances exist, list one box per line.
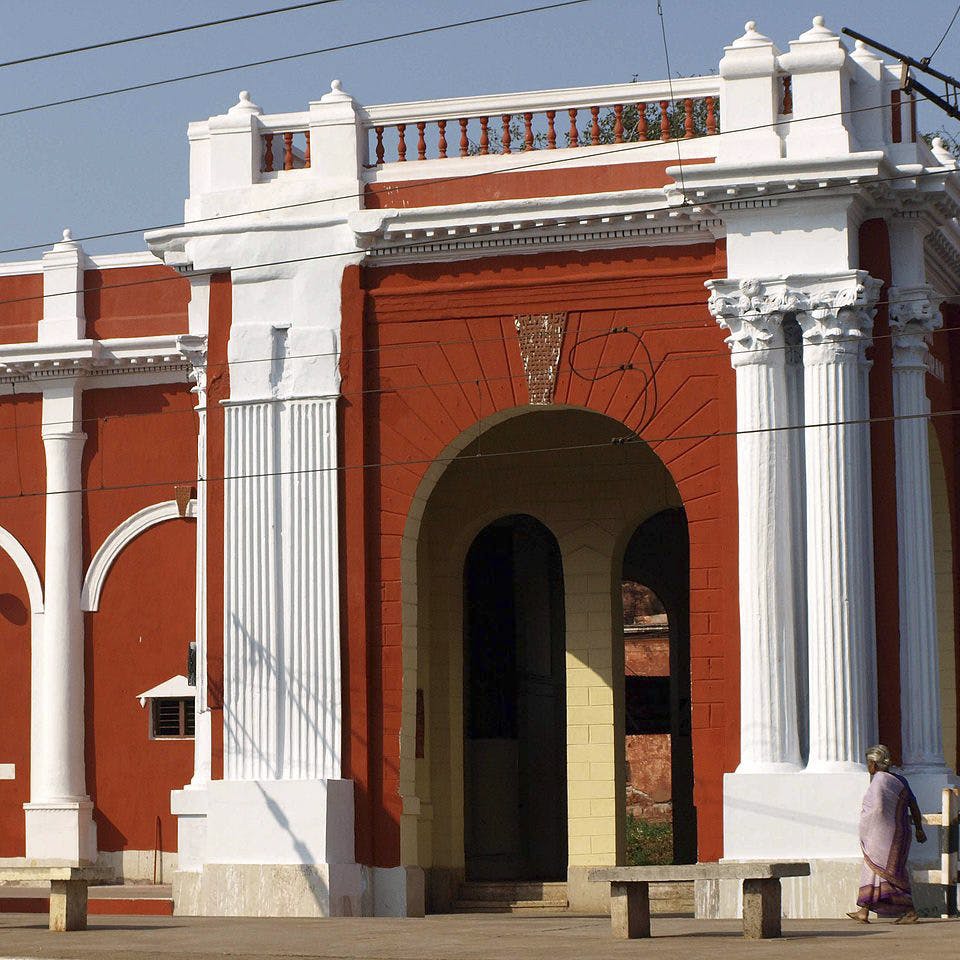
left=463, top=515, right=566, bottom=881
left=399, top=406, right=694, bottom=912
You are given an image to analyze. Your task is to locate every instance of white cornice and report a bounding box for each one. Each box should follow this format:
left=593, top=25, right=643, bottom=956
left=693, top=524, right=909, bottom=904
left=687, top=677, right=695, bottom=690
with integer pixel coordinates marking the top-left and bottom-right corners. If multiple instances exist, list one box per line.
left=0, top=333, right=206, bottom=385
left=0, top=250, right=162, bottom=279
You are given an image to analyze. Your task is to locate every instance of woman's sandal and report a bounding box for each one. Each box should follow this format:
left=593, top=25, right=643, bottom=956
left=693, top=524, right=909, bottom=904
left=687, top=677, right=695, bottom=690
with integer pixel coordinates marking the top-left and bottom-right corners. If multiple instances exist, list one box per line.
left=894, top=911, right=918, bottom=924
left=846, top=911, right=870, bottom=923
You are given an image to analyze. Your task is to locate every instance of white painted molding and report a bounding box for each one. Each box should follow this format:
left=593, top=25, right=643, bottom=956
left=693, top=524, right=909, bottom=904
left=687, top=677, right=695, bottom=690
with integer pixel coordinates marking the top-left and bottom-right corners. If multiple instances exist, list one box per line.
left=0, top=524, right=43, bottom=613
left=81, top=499, right=197, bottom=612
left=0, top=764, right=15, bottom=780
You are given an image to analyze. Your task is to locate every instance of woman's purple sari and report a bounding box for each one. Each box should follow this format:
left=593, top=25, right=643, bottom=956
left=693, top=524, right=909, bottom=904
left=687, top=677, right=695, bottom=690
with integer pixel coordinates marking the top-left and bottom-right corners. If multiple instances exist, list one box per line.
left=857, top=770, right=914, bottom=916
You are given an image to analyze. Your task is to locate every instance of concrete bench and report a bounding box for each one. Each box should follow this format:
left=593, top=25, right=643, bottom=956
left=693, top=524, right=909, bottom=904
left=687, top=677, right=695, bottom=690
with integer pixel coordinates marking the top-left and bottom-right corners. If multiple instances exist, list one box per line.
left=589, top=862, right=810, bottom=940
left=0, top=865, right=113, bottom=931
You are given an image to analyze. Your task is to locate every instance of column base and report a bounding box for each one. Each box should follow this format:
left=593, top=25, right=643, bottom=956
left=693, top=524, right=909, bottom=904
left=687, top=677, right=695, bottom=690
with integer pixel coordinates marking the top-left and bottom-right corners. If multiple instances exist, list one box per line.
left=900, top=767, right=959, bottom=812
left=723, top=770, right=868, bottom=860
left=23, top=800, right=96, bottom=863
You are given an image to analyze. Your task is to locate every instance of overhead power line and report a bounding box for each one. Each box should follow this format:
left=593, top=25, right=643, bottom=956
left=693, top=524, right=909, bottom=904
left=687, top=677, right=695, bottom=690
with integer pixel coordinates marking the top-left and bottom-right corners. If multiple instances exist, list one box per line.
left=929, top=3, right=960, bottom=62
left=0, top=0, right=596, bottom=119
left=1, top=406, right=958, bottom=504
left=0, top=163, right=954, bottom=312
left=0, top=1, right=349, bottom=70
left=0, top=92, right=943, bottom=260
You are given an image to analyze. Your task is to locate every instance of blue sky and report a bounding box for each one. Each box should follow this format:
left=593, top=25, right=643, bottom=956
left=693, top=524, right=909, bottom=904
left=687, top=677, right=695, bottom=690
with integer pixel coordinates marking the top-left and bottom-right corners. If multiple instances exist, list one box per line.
left=1, top=1, right=958, bottom=259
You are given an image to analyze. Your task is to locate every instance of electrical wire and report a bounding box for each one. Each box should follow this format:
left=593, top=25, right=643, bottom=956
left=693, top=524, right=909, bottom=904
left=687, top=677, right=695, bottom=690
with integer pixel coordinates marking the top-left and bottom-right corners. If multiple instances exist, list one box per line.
left=0, top=90, right=939, bottom=259
left=0, top=405, right=957, bottom=504
left=655, top=1, right=686, bottom=202
left=0, top=1, right=349, bottom=70
left=0, top=1, right=596, bottom=120
left=0, top=163, right=954, bottom=312
left=0, top=304, right=955, bottom=440
left=929, top=3, right=960, bottom=62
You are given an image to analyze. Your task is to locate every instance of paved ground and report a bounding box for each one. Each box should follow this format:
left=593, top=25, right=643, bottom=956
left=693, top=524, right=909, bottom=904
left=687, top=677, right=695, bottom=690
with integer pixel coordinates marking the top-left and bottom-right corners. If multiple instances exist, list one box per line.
left=0, top=912, right=957, bottom=960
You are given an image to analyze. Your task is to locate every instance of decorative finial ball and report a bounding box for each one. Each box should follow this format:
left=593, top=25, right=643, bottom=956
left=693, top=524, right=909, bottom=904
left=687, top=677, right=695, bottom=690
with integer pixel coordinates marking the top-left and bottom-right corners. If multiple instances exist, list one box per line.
left=745, top=20, right=756, bottom=31
left=239, top=90, right=250, bottom=101
left=62, top=228, right=72, bottom=241
left=933, top=136, right=946, bottom=149
left=813, top=15, right=825, bottom=26
left=331, top=79, right=342, bottom=91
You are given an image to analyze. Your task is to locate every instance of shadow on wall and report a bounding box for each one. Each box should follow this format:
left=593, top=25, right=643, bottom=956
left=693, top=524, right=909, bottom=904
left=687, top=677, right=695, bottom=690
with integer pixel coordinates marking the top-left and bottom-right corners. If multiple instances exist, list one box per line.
left=0, top=594, right=27, bottom=626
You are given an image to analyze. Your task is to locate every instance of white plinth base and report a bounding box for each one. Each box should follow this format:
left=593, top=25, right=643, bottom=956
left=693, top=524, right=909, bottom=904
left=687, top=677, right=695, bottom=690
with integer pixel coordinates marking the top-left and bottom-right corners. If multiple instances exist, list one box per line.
left=23, top=800, right=96, bottom=863
left=723, top=770, right=869, bottom=860
left=170, top=779, right=424, bottom=917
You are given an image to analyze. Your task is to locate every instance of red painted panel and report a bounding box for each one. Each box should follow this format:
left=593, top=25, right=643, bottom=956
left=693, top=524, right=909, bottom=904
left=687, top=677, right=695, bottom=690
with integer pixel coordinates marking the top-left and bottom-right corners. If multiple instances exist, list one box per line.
left=85, top=520, right=195, bottom=852
left=0, top=550, right=31, bottom=856
left=364, top=158, right=715, bottom=209
left=81, top=383, right=198, bottom=851
left=84, top=266, right=189, bottom=341
left=353, top=240, right=734, bottom=865
left=0, top=275, right=42, bottom=345
left=860, top=218, right=901, bottom=759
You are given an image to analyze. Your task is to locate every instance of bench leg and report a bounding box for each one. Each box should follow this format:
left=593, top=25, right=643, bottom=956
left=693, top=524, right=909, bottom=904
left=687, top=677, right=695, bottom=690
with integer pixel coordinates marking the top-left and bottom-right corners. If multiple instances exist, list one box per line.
left=741, top=878, right=781, bottom=939
left=610, top=882, right=650, bottom=939
left=49, top=880, right=87, bottom=932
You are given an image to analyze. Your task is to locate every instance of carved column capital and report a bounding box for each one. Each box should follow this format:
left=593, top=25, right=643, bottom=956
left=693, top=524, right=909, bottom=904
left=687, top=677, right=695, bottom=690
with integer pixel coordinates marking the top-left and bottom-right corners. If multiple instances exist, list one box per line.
left=889, top=286, right=943, bottom=371
left=177, top=334, right=208, bottom=403
left=707, top=277, right=803, bottom=365
left=795, top=273, right=882, bottom=365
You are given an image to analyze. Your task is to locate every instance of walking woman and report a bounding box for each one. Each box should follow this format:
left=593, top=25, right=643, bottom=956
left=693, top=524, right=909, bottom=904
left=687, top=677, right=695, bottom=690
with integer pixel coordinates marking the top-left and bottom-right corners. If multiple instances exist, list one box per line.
left=848, top=745, right=927, bottom=924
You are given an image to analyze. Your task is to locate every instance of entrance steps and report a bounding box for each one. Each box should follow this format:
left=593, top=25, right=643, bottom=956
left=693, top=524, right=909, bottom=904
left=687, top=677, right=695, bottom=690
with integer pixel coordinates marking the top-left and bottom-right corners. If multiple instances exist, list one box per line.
left=453, top=882, right=569, bottom=913
left=453, top=880, right=694, bottom=914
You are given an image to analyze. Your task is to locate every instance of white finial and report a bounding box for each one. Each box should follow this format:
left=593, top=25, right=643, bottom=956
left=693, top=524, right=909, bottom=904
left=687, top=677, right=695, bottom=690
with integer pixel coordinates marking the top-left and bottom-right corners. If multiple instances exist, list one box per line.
left=732, top=18, right=771, bottom=47
left=745, top=20, right=756, bottom=31
left=228, top=89, right=261, bottom=116
left=331, top=79, right=342, bottom=92
left=813, top=15, right=825, bottom=27
left=320, top=78, right=352, bottom=102
left=931, top=136, right=956, bottom=166
left=62, top=228, right=72, bottom=241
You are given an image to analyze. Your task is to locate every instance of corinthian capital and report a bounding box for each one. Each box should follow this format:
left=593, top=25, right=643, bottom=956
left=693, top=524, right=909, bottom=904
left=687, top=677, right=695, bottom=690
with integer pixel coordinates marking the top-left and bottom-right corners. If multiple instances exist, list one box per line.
left=706, top=277, right=802, bottom=363
left=177, top=334, right=208, bottom=401
left=889, top=286, right=943, bottom=370
left=793, top=272, right=881, bottom=364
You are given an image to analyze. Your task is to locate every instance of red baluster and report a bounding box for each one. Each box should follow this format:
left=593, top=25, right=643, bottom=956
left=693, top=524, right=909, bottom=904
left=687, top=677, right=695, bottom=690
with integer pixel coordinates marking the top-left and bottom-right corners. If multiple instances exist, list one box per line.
left=523, top=112, right=534, bottom=151
left=705, top=97, right=717, bottom=135
left=684, top=99, right=694, bottom=139
left=659, top=100, right=670, bottom=141
left=568, top=108, right=579, bottom=148
left=637, top=103, right=648, bottom=140
left=262, top=133, right=274, bottom=173
left=397, top=123, right=407, bottom=161
left=416, top=122, right=426, bottom=160
left=304, top=131, right=311, bottom=168
left=438, top=120, right=447, bottom=159
left=781, top=76, right=792, bottom=115
left=374, top=126, right=385, bottom=165
left=546, top=110, right=556, bottom=149
left=590, top=106, right=601, bottom=145
left=613, top=104, right=624, bottom=143
left=479, top=116, right=489, bottom=155
left=283, top=131, right=294, bottom=170
left=459, top=118, right=469, bottom=157
left=501, top=114, right=512, bottom=154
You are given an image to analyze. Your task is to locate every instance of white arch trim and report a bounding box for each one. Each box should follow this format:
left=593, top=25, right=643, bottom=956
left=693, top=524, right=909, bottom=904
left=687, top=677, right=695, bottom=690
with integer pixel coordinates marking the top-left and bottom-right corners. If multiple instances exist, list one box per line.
left=0, top=525, right=43, bottom=613
left=81, top=499, right=196, bottom=612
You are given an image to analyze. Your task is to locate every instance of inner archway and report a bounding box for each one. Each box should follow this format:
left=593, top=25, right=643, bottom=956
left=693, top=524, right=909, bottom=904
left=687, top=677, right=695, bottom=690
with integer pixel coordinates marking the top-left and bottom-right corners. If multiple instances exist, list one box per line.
left=463, top=515, right=566, bottom=881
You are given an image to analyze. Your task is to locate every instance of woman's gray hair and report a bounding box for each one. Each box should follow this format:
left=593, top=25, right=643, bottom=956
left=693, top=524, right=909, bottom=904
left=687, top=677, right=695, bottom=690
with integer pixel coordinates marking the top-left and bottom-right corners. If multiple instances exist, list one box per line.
left=866, top=744, right=893, bottom=770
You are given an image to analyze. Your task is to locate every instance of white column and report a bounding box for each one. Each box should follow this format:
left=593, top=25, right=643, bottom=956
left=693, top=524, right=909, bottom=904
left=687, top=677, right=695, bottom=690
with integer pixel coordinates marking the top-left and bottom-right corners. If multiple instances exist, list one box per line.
left=799, top=275, right=881, bottom=771
left=889, top=287, right=947, bottom=771
left=708, top=279, right=802, bottom=770
left=180, top=332, right=211, bottom=787
left=24, top=382, right=95, bottom=862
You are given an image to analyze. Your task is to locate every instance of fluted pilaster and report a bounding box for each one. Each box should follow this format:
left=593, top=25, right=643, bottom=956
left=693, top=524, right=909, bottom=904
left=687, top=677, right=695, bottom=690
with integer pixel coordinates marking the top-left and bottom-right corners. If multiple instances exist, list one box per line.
left=889, top=286, right=947, bottom=771
left=708, top=279, right=803, bottom=770
left=798, top=274, right=881, bottom=770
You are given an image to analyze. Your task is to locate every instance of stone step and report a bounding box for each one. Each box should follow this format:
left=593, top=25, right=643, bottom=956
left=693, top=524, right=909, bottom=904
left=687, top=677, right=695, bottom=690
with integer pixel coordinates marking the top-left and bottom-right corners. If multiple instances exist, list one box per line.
left=457, top=881, right=567, bottom=902
left=452, top=899, right=570, bottom=913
